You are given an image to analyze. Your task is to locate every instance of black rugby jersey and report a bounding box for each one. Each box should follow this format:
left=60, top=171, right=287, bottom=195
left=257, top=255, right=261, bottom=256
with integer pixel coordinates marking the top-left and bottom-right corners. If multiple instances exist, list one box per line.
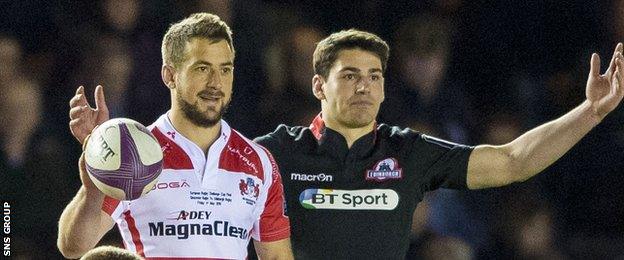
left=255, top=114, right=474, bottom=259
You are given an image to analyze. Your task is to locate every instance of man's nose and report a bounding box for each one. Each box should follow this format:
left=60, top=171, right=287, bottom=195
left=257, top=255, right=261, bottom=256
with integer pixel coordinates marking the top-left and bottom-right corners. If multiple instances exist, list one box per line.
left=208, top=68, right=223, bottom=88
left=356, top=78, right=372, bottom=94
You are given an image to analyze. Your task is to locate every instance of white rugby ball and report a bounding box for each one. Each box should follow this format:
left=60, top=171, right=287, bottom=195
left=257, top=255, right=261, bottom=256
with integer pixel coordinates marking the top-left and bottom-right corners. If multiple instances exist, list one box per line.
left=84, top=118, right=163, bottom=200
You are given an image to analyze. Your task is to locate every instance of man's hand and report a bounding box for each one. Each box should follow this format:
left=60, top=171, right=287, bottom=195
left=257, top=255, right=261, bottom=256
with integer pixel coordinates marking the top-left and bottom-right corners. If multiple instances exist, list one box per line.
left=69, top=85, right=110, bottom=144
left=586, top=43, right=624, bottom=120
left=467, top=43, right=624, bottom=189
left=59, top=88, right=113, bottom=258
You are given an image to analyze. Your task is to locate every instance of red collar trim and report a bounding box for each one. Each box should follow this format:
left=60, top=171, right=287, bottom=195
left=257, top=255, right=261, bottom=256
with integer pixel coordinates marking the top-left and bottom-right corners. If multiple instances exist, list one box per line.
left=309, top=113, right=325, bottom=141
left=309, top=112, right=378, bottom=143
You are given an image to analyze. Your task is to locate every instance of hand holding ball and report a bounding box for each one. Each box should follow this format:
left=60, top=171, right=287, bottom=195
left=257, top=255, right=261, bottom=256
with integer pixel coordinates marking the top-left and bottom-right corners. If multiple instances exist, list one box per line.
left=84, top=118, right=163, bottom=200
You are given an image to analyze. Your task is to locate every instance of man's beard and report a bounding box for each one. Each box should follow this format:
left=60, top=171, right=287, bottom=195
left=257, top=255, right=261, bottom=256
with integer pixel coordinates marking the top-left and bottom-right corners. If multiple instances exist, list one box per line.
left=177, top=93, right=230, bottom=128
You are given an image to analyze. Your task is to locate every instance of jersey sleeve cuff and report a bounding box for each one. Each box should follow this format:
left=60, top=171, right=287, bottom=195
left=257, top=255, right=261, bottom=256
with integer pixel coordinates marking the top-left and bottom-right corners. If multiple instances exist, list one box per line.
left=259, top=226, right=291, bottom=242
left=102, top=195, right=120, bottom=216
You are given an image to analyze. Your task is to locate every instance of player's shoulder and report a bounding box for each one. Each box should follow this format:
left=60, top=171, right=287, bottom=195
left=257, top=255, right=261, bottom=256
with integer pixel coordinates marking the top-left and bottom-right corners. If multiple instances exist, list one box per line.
left=229, top=128, right=272, bottom=158
left=229, top=128, right=279, bottom=181
left=377, top=123, right=423, bottom=143
left=378, top=123, right=467, bottom=145
left=147, top=114, right=167, bottom=136
left=254, top=124, right=313, bottom=151
left=378, top=124, right=472, bottom=152
left=256, top=124, right=307, bottom=141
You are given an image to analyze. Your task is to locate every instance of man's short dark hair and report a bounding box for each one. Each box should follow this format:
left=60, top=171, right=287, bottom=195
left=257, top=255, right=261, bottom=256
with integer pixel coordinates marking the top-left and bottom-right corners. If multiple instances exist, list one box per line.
left=313, top=29, right=389, bottom=79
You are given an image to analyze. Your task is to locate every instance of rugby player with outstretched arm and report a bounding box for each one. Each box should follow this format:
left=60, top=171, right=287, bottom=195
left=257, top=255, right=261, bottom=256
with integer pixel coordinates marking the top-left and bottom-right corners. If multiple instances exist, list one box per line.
left=254, top=29, right=624, bottom=259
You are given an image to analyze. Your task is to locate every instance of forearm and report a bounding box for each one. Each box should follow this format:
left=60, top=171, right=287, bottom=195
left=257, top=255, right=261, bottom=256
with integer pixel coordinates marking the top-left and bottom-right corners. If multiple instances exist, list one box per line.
left=57, top=186, right=108, bottom=258
left=254, top=239, right=294, bottom=260
left=503, top=100, right=602, bottom=181
left=469, top=45, right=623, bottom=189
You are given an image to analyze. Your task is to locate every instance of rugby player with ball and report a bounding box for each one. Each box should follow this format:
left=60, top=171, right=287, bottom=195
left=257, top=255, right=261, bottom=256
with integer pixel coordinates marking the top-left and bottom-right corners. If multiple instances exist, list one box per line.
left=58, top=13, right=292, bottom=259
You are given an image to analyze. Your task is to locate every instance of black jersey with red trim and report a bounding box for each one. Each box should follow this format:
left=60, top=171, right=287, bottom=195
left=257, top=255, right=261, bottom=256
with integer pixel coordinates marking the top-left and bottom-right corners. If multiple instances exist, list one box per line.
left=254, top=114, right=474, bottom=259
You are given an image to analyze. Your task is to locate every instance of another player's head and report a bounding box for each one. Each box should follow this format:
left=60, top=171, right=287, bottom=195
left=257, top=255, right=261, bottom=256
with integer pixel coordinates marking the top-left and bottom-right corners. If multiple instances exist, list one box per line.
left=80, top=245, right=143, bottom=260
left=161, top=13, right=235, bottom=127
left=312, top=29, right=389, bottom=129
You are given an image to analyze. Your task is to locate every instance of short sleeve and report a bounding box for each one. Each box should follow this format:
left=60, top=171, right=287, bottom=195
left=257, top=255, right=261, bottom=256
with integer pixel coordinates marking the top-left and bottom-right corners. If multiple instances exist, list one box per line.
left=101, top=195, right=126, bottom=221
left=252, top=151, right=290, bottom=242
left=413, top=134, right=474, bottom=191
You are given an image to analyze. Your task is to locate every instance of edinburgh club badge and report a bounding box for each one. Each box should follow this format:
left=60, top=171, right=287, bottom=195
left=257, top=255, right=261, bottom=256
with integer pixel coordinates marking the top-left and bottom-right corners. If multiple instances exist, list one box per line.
left=366, top=158, right=402, bottom=181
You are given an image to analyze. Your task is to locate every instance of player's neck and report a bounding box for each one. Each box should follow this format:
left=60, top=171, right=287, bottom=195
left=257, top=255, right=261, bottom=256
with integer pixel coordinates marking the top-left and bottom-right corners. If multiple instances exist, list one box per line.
left=169, top=110, right=221, bottom=154
left=324, top=118, right=375, bottom=149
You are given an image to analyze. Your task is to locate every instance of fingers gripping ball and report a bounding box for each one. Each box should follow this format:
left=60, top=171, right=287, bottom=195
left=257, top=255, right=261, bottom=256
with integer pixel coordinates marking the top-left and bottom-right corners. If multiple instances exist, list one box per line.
left=84, top=118, right=163, bottom=200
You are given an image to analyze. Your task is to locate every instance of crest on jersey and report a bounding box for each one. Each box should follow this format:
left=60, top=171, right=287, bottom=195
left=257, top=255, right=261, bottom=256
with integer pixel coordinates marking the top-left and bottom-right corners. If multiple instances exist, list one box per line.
left=366, top=158, right=402, bottom=181
left=239, top=177, right=260, bottom=202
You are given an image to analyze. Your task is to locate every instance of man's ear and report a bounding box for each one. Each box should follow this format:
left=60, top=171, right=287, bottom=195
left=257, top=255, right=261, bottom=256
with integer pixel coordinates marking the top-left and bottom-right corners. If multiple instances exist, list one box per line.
left=312, top=74, right=326, bottom=100
left=161, top=65, right=176, bottom=89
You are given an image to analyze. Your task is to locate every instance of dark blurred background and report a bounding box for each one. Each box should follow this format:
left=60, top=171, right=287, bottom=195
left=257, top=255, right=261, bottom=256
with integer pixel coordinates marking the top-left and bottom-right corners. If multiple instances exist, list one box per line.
left=0, top=0, right=623, bottom=259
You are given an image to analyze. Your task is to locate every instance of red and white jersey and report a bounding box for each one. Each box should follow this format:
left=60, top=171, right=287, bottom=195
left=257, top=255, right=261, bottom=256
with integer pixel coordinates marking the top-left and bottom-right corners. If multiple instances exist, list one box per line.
left=101, top=113, right=290, bottom=259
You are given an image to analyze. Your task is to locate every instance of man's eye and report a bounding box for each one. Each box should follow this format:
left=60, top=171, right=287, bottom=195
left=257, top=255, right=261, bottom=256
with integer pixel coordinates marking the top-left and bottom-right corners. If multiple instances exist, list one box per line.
left=197, top=66, right=208, bottom=72
left=222, top=67, right=232, bottom=74
left=371, top=75, right=381, bottom=81
left=345, top=74, right=356, bottom=80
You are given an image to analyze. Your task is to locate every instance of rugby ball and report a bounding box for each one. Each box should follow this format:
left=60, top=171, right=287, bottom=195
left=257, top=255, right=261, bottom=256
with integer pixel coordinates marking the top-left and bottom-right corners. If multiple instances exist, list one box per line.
left=84, top=118, right=163, bottom=200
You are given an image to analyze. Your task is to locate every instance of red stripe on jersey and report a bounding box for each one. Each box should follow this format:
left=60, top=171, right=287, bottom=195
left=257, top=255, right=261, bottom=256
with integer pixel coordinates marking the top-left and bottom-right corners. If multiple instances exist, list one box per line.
left=101, top=196, right=120, bottom=216
left=219, top=130, right=264, bottom=181
left=123, top=211, right=145, bottom=257
left=152, top=128, right=194, bottom=170
left=309, top=113, right=324, bottom=141
left=257, top=147, right=290, bottom=242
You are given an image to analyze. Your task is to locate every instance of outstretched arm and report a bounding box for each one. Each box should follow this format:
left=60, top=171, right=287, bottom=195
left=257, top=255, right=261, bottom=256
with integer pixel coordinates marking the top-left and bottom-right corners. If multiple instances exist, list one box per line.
left=467, top=43, right=624, bottom=189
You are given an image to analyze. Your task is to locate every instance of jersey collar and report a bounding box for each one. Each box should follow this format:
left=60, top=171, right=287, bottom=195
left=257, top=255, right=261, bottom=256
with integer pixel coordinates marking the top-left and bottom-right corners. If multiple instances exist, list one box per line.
left=152, top=112, right=231, bottom=178
left=309, top=113, right=377, bottom=159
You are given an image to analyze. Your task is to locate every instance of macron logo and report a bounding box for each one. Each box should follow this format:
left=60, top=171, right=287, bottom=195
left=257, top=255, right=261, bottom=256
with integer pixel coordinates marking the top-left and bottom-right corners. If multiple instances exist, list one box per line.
left=290, top=173, right=333, bottom=182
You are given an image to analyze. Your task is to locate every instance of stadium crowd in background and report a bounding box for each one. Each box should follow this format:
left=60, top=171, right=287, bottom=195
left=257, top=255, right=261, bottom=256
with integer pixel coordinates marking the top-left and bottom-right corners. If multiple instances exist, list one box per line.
left=1, top=0, right=624, bottom=259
